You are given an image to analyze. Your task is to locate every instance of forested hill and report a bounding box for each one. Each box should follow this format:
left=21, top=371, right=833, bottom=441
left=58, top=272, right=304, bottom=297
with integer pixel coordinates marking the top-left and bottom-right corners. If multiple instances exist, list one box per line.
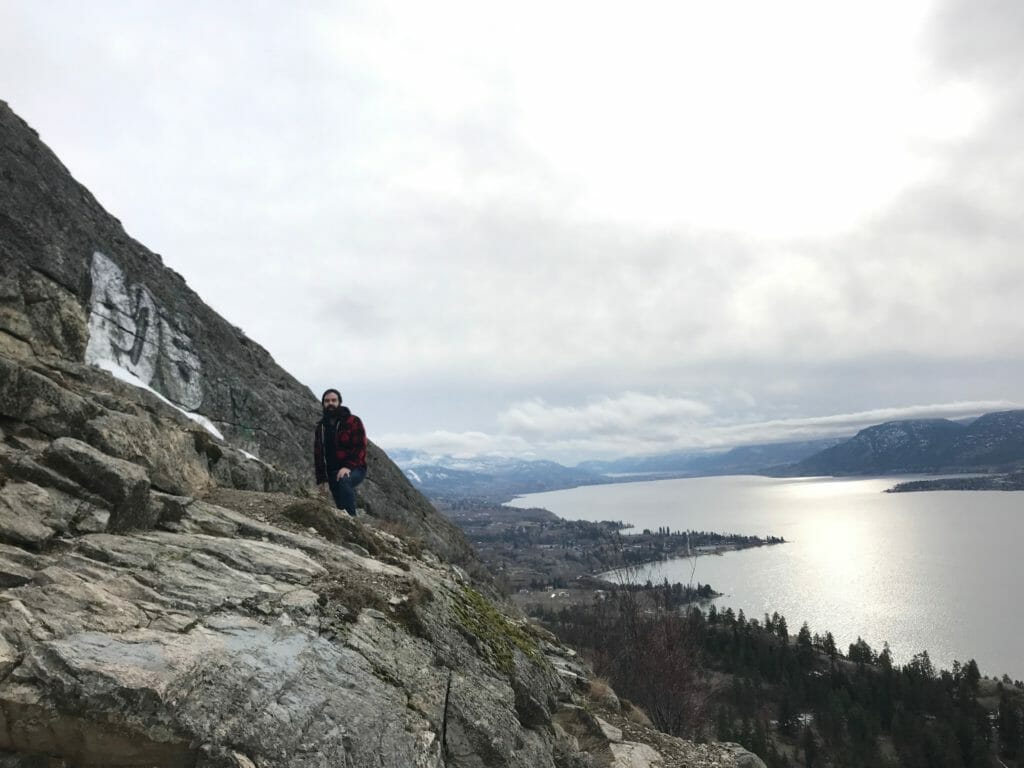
left=794, top=410, right=1024, bottom=476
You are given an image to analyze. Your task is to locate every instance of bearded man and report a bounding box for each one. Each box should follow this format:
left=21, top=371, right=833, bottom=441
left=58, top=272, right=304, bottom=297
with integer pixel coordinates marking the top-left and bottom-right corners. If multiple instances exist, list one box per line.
left=314, top=388, right=367, bottom=516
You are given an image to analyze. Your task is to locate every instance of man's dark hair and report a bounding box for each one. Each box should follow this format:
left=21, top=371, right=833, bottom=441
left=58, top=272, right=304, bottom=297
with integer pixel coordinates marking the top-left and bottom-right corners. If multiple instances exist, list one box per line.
left=321, top=388, right=343, bottom=405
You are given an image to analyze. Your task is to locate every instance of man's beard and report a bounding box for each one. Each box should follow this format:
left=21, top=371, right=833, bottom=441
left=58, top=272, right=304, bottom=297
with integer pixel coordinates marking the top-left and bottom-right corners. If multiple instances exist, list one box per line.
left=322, top=404, right=338, bottom=418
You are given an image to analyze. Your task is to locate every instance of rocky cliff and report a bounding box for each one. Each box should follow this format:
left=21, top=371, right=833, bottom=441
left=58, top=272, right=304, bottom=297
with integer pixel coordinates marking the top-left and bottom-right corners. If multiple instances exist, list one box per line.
left=0, top=101, right=763, bottom=767
left=0, top=101, right=472, bottom=570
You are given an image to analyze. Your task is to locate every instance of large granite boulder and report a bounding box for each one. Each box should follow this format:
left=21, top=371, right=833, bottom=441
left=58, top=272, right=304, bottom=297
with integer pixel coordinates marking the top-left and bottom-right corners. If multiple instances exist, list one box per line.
left=0, top=486, right=583, bottom=767
left=41, top=437, right=153, bottom=531
left=0, top=483, right=56, bottom=548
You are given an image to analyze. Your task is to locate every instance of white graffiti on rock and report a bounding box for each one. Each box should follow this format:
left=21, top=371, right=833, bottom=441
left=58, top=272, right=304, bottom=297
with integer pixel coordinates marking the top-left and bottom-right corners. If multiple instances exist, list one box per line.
left=84, top=252, right=203, bottom=409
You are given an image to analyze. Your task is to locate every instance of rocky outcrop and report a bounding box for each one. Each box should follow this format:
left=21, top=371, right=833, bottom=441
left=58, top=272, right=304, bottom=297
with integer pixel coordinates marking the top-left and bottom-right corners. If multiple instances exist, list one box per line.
left=0, top=101, right=766, bottom=767
left=0, top=485, right=575, bottom=766
left=5, top=421, right=724, bottom=767
left=0, top=100, right=472, bottom=569
left=0, top=356, right=591, bottom=767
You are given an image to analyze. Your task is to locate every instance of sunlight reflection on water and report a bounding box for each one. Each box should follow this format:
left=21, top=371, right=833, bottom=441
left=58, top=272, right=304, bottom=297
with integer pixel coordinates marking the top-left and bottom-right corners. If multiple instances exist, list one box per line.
left=509, top=475, right=1024, bottom=679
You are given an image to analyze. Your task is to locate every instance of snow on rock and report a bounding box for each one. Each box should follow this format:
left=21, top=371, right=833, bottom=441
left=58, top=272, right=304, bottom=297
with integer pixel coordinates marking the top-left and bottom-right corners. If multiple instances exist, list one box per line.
left=91, top=358, right=224, bottom=441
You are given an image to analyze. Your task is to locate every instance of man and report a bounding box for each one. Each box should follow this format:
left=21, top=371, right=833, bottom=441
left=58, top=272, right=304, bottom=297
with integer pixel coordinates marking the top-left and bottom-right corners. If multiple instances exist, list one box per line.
left=314, top=388, right=367, bottom=516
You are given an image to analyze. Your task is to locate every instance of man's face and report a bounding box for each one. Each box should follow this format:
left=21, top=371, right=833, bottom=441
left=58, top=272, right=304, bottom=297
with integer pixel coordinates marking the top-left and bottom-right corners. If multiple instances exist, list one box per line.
left=322, top=393, right=340, bottom=411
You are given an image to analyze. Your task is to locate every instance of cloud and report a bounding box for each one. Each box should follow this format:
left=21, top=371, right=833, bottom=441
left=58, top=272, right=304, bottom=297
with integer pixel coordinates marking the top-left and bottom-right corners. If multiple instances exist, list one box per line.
left=928, top=0, right=1024, bottom=82
left=687, top=400, right=1023, bottom=448
left=4, top=1, right=1023, bottom=466
left=497, top=393, right=713, bottom=438
left=383, top=398, right=1022, bottom=464
left=374, top=430, right=533, bottom=460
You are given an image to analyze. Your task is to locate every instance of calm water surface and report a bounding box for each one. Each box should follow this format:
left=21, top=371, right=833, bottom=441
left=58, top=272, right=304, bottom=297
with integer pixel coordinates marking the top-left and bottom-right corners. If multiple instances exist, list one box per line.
left=508, top=475, right=1024, bottom=680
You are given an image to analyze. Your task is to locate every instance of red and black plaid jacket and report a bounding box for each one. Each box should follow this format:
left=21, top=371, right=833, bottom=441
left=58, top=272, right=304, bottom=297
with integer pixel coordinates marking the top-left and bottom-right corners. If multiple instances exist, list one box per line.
left=313, top=407, right=367, bottom=483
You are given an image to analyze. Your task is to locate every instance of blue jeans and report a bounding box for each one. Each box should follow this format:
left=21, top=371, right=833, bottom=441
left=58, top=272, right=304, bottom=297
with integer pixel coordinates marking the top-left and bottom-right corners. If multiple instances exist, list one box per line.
left=327, top=468, right=366, bottom=516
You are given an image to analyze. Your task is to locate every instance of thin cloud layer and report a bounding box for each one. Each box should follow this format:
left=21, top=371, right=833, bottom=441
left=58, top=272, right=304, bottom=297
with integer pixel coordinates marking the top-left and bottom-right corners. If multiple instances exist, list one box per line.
left=497, top=393, right=713, bottom=438
left=379, top=399, right=1021, bottom=464
left=376, top=430, right=534, bottom=460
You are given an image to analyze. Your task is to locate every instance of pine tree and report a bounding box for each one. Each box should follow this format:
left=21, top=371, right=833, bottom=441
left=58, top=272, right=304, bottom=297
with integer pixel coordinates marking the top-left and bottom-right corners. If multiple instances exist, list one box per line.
left=999, top=690, right=1023, bottom=758
left=823, top=631, right=838, bottom=662
left=801, top=726, right=819, bottom=768
left=964, top=660, right=981, bottom=695
left=753, top=718, right=769, bottom=757
left=777, top=690, right=798, bottom=736
left=797, top=622, right=814, bottom=668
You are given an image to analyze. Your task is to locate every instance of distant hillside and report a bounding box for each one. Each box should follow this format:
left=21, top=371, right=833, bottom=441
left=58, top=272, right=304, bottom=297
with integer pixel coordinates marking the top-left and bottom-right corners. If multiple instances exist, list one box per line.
left=795, top=410, right=1024, bottom=475
left=576, top=450, right=705, bottom=475
left=396, top=438, right=845, bottom=499
left=396, top=453, right=605, bottom=499
left=948, top=409, right=1024, bottom=465
left=579, top=438, right=844, bottom=477
left=685, top=438, right=848, bottom=475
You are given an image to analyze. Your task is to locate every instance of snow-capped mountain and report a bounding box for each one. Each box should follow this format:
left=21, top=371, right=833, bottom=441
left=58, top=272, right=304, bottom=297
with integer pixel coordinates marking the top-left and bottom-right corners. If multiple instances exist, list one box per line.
left=390, top=451, right=604, bottom=499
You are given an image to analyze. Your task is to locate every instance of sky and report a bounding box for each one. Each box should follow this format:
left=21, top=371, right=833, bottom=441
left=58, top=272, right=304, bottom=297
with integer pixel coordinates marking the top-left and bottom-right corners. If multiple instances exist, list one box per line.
left=2, top=0, right=1022, bottom=464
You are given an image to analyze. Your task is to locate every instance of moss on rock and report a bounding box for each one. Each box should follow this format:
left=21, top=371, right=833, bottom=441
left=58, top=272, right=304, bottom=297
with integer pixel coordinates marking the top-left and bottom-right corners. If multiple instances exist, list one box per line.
left=452, top=585, right=540, bottom=675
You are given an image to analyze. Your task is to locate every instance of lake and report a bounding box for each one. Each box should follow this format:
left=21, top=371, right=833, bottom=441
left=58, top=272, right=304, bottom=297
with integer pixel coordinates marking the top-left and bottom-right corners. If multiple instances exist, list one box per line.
left=508, top=475, right=1024, bottom=681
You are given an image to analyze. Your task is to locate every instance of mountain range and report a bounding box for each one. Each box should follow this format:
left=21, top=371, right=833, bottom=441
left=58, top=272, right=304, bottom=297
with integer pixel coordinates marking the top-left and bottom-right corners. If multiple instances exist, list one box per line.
left=396, top=438, right=843, bottom=498
left=578, top=439, right=846, bottom=476
left=391, top=450, right=607, bottom=500
left=398, top=412, right=1024, bottom=498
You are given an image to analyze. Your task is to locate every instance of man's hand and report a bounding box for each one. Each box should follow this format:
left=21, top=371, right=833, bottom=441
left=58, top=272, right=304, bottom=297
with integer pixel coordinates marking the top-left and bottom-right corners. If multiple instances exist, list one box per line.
left=335, top=468, right=351, bottom=481
left=318, top=483, right=328, bottom=497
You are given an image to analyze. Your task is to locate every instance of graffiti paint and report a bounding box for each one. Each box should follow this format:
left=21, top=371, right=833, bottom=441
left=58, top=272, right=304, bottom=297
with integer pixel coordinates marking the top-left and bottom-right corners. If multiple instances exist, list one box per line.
left=84, top=251, right=203, bottom=409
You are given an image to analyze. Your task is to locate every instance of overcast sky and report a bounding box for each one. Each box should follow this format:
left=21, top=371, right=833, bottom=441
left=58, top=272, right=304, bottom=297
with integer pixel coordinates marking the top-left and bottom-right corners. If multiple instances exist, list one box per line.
left=3, top=0, right=1022, bottom=464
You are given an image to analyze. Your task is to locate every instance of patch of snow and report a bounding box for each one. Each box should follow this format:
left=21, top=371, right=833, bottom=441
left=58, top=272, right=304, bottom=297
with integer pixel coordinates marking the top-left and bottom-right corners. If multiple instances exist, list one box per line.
left=406, top=469, right=422, bottom=483
left=240, top=449, right=270, bottom=465
left=395, top=450, right=535, bottom=473
left=186, top=412, right=225, bottom=441
left=91, top=358, right=225, bottom=441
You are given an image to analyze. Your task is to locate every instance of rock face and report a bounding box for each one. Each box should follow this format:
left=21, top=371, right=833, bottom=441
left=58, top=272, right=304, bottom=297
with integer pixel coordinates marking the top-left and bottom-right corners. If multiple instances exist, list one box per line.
left=0, top=486, right=577, bottom=767
left=0, top=102, right=766, bottom=767
left=0, top=100, right=473, bottom=569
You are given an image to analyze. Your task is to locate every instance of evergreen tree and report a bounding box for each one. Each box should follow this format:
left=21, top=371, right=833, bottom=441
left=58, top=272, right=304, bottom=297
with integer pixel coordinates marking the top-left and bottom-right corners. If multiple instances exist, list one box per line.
left=801, top=726, right=819, bottom=768
left=964, top=660, right=981, bottom=695
left=797, top=622, right=814, bottom=668
left=998, top=690, right=1023, bottom=758
left=752, top=718, right=769, bottom=757
left=908, top=649, right=936, bottom=680
left=823, top=631, right=838, bottom=662
left=777, top=690, right=798, bottom=736
left=878, top=642, right=893, bottom=671
left=530, top=591, right=1009, bottom=768
left=969, top=735, right=991, bottom=768
left=848, top=636, right=874, bottom=665
left=715, top=705, right=732, bottom=741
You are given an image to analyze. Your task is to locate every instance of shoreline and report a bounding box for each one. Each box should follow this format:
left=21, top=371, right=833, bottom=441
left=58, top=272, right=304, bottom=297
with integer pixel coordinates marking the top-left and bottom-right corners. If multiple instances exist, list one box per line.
left=887, top=470, right=1024, bottom=492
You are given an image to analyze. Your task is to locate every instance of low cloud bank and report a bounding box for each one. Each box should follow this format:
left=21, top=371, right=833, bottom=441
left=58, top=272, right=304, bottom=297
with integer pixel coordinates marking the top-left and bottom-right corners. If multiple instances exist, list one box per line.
left=378, top=398, right=1021, bottom=465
